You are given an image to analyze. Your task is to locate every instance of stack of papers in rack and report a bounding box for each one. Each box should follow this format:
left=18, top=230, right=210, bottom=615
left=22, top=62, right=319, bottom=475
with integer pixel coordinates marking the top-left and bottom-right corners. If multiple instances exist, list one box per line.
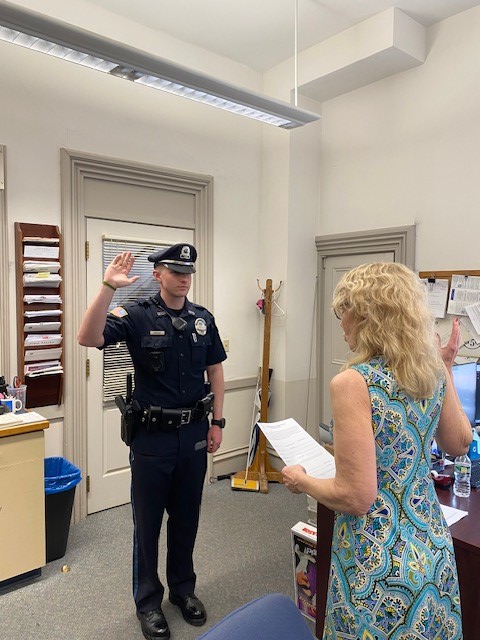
left=25, top=309, right=62, bottom=318
left=25, top=347, right=62, bottom=362
left=24, top=295, right=62, bottom=304
left=23, top=244, right=59, bottom=259
left=26, top=366, right=63, bottom=377
left=25, top=360, right=61, bottom=373
left=24, top=321, right=61, bottom=332
left=23, top=273, right=62, bottom=287
left=25, top=360, right=63, bottom=376
left=23, top=237, right=59, bottom=244
left=25, top=334, right=62, bottom=347
left=23, top=261, right=61, bottom=273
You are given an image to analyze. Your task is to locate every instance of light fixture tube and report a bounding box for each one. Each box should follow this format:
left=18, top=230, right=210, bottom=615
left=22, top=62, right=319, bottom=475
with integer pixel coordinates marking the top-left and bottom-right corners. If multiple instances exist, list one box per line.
left=0, top=0, right=320, bottom=129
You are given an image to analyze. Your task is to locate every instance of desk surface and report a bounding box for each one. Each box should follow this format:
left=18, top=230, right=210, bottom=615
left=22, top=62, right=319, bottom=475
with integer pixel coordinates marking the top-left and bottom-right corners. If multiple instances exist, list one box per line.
left=0, top=416, right=49, bottom=438
left=436, top=484, right=480, bottom=555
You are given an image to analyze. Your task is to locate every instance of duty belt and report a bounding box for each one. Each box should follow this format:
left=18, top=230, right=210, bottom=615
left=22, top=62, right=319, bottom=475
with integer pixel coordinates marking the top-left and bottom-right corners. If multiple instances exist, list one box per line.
left=139, top=392, right=214, bottom=433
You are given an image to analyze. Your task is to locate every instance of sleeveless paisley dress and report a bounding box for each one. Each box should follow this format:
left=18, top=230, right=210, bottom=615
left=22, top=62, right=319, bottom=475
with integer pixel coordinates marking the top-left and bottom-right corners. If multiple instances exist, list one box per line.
left=322, top=357, right=463, bottom=640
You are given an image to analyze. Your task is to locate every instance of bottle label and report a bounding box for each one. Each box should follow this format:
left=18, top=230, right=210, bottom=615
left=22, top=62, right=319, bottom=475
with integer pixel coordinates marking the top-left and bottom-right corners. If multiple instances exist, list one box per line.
left=455, top=464, right=470, bottom=474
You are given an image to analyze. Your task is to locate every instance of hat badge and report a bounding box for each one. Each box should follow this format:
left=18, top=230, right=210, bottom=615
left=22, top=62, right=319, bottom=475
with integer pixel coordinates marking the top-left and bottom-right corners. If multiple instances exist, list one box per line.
left=180, top=246, right=191, bottom=260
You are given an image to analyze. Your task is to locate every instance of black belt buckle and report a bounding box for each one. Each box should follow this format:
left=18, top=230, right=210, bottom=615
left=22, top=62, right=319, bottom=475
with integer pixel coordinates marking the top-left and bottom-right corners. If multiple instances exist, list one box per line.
left=180, top=409, right=192, bottom=425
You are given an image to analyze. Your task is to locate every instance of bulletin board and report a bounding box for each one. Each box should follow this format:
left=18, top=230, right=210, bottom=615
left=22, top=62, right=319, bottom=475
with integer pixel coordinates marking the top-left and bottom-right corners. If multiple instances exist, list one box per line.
left=418, top=269, right=480, bottom=361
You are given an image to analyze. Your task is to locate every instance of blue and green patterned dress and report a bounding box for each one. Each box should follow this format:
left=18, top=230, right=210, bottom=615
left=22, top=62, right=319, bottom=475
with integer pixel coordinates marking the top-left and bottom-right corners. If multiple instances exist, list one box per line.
left=323, top=357, right=463, bottom=640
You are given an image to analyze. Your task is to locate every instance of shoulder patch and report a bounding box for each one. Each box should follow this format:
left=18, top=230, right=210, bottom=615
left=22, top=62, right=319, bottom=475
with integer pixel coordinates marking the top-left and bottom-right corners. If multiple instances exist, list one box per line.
left=109, top=306, right=128, bottom=318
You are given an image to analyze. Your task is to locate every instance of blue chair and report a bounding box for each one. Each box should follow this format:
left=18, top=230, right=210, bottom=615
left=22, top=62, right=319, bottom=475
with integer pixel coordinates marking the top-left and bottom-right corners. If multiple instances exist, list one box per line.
left=195, top=593, right=315, bottom=640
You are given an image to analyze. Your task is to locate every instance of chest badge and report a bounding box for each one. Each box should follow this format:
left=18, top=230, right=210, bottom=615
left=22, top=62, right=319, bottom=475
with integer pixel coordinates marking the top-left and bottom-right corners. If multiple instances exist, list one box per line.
left=195, top=318, right=207, bottom=336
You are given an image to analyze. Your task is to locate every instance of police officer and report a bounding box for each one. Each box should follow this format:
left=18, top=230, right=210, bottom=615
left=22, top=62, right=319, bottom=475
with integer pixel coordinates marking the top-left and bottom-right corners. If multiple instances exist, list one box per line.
left=77, top=244, right=227, bottom=640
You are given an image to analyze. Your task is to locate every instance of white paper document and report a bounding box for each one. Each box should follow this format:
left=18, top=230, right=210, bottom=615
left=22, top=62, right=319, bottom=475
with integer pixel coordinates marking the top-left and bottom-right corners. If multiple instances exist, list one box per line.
left=465, top=301, right=480, bottom=336
left=440, top=504, right=468, bottom=527
left=23, top=273, right=62, bottom=287
left=23, top=237, right=59, bottom=244
left=24, top=309, right=62, bottom=318
left=23, top=261, right=61, bottom=273
left=257, top=418, right=336, bottom=479
left=24, top=322, right=61, bottom=332
left=23, top=244, right=60, bottom=259
left=24, top=347, right=63, bottom=362
left=24, top=334, right=62, bottom=347
left=24, top=360, right=61, bottom=374
left=24, top=294, right=62, bottom=304
left=447, top=275, right=480, bottom=315
left=421, top=278, right=449, bottom=318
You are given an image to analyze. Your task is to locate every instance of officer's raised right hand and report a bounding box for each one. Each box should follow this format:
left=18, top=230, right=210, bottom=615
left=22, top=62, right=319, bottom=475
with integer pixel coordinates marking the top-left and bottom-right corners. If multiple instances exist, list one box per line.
left=104, top=252, right=140, bottom=289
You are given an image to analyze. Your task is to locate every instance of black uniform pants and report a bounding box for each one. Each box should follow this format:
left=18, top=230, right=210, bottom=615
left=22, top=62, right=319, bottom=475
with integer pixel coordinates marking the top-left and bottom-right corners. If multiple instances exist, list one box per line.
left=130, top=419, right=209, bottom=613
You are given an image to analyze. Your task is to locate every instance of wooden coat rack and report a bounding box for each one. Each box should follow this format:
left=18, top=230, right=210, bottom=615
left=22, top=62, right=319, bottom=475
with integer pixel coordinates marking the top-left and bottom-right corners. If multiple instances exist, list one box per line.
left=231, top=278, right=283, bottom=493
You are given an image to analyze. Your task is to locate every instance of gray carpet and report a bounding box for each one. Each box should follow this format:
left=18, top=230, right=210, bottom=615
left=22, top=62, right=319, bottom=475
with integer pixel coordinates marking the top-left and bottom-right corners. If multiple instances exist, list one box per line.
left=0, top=479, right=315, bottom=640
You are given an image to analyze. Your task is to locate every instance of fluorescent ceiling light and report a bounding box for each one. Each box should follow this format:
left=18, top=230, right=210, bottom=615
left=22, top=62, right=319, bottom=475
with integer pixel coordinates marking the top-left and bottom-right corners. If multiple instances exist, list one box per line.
left=0, top=0, right=320, bottom=129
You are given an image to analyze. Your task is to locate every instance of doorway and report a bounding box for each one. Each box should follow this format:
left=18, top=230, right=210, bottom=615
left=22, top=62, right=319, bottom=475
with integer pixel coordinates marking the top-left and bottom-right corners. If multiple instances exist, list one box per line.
left=61, top=149, right=213, bottom=521
left=315, top=225, right=415, bottom=427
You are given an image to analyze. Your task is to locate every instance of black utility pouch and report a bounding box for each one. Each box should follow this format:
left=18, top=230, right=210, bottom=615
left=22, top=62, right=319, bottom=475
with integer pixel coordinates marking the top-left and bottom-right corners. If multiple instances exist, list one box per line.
left=160, top=408, right=184, bottom=431
left=147, top=406, right=164, bottom=432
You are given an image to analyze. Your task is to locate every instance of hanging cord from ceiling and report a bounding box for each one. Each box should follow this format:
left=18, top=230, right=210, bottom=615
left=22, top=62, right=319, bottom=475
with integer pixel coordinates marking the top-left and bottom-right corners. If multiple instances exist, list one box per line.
left=294, top=0, right=299, bottom=106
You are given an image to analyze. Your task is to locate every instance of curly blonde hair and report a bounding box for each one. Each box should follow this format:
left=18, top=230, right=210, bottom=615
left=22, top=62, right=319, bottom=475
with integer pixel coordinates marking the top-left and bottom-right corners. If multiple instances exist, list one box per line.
left=332, top=262, right=444, bottom=399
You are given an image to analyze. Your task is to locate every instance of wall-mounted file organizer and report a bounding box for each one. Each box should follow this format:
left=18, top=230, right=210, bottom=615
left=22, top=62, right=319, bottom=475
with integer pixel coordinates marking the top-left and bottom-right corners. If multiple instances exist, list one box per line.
left=15, top=222, right=64, bottom=407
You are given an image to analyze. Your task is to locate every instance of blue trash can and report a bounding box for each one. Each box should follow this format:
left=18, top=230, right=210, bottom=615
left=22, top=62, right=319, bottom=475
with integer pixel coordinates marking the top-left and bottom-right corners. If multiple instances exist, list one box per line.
left=44, top=457, right=82, bottom=562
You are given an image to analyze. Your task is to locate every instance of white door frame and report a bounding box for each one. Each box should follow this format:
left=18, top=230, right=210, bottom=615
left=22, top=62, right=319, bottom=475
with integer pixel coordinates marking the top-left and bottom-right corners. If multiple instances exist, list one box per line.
left=315, top=225, right=415, bottom=431
left=61, top=149, right=213, bottom=523
left=0, top=145, right=11, bottom=377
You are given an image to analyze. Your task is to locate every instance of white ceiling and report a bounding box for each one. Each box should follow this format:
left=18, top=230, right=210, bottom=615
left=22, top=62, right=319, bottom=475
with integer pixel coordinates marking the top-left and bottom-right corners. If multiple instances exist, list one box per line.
left=86, top=0, right=480, bottom=71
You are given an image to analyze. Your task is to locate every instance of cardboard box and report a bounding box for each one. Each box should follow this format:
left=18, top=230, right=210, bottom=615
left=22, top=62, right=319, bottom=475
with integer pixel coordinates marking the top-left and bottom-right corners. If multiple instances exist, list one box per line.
left=0, top=431, right=46, bottom=581
left=291, top=521, right=317, bottom=621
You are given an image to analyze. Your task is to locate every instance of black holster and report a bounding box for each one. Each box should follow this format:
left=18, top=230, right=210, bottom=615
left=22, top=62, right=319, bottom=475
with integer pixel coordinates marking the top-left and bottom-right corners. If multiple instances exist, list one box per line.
left=115, top=395, right=140, bottom=446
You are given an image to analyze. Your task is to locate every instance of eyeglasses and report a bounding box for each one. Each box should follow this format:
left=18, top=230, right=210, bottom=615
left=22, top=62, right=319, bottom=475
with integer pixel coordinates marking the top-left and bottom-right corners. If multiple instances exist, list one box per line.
left=333, top=305, right=348, bottom=320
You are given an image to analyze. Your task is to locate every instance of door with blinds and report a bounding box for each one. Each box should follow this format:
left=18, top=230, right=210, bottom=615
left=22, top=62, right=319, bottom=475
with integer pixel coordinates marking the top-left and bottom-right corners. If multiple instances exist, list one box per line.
left=86, top=218, right=193, bottom=513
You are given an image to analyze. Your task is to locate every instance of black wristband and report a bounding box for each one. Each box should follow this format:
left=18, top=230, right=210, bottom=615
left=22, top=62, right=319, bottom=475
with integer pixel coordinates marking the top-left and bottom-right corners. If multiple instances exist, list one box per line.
left=211, top=418, right=226, bottom=429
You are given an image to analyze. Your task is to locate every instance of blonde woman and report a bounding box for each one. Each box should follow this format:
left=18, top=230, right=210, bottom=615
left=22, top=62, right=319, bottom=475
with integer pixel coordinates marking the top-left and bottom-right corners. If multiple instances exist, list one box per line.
left=282, top=262, right=472, bottom=640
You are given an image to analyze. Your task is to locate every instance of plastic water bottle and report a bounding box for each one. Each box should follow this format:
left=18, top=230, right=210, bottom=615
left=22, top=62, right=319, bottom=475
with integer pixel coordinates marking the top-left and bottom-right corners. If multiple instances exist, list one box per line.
left=453, top=454, right=471, bottom=498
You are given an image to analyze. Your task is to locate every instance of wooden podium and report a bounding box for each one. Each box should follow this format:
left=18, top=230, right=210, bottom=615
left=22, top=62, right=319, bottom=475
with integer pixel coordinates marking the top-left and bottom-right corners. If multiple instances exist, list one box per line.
left=231, top=279, right=282, bottom=493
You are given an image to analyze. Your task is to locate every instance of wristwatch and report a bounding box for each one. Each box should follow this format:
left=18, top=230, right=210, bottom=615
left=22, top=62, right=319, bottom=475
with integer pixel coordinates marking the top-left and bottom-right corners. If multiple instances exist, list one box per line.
left=211, top=418, right=226, bottom=429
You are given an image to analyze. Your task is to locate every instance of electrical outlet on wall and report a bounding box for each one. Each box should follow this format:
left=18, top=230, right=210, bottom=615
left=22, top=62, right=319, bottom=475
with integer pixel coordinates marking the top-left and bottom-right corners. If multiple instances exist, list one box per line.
left=222, top=339, right=229, bottom=352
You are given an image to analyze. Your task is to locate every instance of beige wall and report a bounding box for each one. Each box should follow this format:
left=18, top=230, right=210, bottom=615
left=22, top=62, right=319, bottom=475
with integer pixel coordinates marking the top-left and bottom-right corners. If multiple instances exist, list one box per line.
left=317, top=6, right=480, bottom=270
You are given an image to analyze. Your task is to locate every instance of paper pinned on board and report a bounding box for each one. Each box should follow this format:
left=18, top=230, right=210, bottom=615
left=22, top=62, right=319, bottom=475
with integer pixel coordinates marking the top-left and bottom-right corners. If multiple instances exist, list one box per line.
left=421, top=278, right=449, bottom=318
left=257, top=418, right=335, bottom=479
left=447, top=274, right=480, bottom=315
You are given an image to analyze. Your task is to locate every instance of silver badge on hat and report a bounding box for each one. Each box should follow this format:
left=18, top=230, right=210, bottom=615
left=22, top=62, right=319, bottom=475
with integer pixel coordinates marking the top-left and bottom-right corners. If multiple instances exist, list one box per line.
left=195, top=318, right=207, bottom=336
left=180, top=246, right=191, bottom=260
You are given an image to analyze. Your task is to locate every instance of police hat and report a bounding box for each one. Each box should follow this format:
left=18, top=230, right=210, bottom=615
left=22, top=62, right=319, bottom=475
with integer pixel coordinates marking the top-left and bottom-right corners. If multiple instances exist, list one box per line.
left=148, top=243, right=197, bottom=274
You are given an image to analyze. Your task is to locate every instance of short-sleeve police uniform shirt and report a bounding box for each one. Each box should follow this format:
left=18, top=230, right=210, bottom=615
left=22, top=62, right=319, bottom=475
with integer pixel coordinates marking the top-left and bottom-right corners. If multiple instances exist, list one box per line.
left=102, top=293, right=226, bottom=410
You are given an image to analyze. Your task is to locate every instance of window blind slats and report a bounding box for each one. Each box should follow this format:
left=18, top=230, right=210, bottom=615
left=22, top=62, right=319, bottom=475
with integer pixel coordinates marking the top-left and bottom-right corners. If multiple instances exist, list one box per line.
left=102, top=237, right=167, bottom=402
